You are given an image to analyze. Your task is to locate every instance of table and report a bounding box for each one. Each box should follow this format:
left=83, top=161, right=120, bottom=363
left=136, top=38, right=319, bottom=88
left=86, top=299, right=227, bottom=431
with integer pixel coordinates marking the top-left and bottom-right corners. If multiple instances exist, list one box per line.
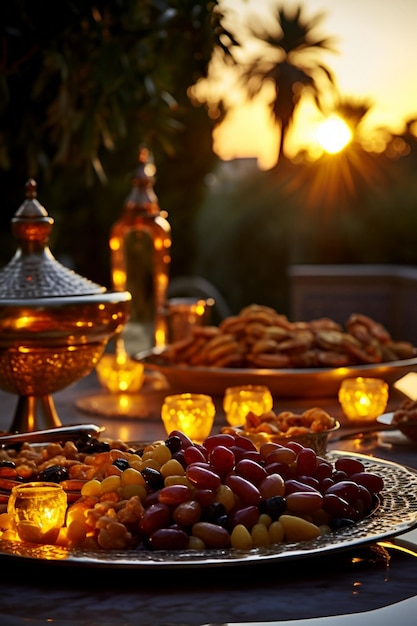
left=0, top=372, right=416, bottom=626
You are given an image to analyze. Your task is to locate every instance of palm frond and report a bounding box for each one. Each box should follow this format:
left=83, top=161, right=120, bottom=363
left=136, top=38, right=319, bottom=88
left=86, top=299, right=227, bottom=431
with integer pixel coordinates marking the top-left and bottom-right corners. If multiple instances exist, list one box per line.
left=239, top=3, right=337, bottom=163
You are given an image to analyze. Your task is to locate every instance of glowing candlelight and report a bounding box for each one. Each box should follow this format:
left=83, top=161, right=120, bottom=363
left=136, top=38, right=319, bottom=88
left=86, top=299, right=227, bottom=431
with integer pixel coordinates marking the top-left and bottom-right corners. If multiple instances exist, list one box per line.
left=7, top=482, right=67, bottom=544
left=161, top=393, right=216, bottom=443
left=223, top=385, right=273, bottom=426
left=338, top=377, right=389, bottom=421
left=96, top=335, right=145, bottom=393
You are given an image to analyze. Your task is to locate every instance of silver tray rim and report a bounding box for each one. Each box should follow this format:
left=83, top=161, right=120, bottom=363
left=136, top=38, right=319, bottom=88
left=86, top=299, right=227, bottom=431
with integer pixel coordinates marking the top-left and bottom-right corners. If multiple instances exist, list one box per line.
left=1, top=451, right=417, bottom=569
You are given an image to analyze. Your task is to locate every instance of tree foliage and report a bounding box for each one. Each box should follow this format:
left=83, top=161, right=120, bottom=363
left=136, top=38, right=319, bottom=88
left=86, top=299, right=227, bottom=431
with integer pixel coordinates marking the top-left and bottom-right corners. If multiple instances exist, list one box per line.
left=0, top=0, right=239, bottom=283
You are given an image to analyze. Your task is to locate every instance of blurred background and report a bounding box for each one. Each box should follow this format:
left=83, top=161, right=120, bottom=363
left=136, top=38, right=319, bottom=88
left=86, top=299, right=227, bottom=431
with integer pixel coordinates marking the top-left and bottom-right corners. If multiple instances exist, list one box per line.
left=1, top=0, right=416, bottom=320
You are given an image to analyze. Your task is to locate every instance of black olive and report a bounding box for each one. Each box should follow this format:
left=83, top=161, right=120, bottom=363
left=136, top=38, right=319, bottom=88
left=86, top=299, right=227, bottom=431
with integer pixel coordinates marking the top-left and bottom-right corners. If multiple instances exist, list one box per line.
left=3, top=443, right=23, bottom=452
left=216, top=513, right=230, bottom=530
left=131, top=447, right=145, bottom=456
left=75, top=434, right=110, bottom=454
left=141, top=467, right=164, bottom=490
left=259, top=495, right=287, bottom=519
left=172, top=450, right=187, bottom=469
left=203, top=502, right=227, bottom=523
left=0, top=460, right=16, bottom=469
left=165, top=435, right=182, bottom=454
left=127, top=447, right=142, bottom=456
left=113, top=458, right=130, bottom=471
left=94, top=441, right=111, bottom=453
left=37, top=465, right=69, bottom=483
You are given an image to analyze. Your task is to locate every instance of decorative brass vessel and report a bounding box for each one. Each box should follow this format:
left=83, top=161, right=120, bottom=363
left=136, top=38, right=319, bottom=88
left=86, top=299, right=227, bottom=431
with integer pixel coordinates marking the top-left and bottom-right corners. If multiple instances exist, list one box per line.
left=0, top=180, right=131, bottom=432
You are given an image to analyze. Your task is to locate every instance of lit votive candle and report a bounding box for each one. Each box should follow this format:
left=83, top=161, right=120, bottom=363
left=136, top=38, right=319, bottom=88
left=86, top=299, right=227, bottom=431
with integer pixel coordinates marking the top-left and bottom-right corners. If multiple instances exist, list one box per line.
left=7, top=482, right=67, bottom=544
left=338, top=377, right=389, bottom=422
left=96, top=352, right=145, bottom=394
left=223, top=385, right=273, bottom=427
left=161, top=393, right=216, bottom=443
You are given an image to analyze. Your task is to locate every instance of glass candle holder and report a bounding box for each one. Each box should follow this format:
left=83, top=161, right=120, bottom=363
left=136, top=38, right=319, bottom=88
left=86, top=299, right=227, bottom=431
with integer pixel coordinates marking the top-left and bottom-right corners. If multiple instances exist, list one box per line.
left=7, top=482, right=67, bottom=544
left=96, top=352, right=145, bottom=394
left=161, top=393, right=216, bottom=443
left=223, top=385, right=273, bottom=427
left=338, top=377, right=389, bottom=422
left=166, top=297, right=214, bottom=342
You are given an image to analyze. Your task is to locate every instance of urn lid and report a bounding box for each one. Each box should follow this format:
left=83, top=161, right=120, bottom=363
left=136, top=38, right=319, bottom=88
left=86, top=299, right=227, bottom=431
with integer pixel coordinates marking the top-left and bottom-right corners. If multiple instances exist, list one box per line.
left=0, top=179, right=105, bottom=298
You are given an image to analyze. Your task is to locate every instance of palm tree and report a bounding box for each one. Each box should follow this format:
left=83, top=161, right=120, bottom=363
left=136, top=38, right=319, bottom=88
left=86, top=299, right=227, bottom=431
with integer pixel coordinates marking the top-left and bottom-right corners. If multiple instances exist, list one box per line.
left=241, top=4, right=337, bottom=165
left=333, top=96, right=373, bottom=135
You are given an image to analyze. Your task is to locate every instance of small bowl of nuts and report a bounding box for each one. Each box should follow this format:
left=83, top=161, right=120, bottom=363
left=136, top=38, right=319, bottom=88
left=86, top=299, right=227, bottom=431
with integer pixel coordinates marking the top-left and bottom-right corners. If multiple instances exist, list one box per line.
left=221, top=407, right=340, bottom=456
left=389, top=399, right=417, bottom=443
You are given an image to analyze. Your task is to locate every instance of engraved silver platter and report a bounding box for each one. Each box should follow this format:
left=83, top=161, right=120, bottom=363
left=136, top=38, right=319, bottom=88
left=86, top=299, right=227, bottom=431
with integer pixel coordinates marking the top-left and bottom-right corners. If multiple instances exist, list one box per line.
left=0, top=451, right=416, bottom=569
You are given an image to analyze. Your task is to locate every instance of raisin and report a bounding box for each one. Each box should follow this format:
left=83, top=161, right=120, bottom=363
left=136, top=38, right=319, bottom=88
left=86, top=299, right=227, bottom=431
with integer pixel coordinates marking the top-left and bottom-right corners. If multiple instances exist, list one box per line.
left=37, top=465, right=69, bottom=483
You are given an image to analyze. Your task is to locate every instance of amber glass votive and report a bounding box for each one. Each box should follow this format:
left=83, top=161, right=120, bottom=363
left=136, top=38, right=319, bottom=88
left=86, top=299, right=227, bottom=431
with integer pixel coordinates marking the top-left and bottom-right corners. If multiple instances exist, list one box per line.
left=166, top=297, right=214, bottom=342
left=7, top=482, right=67, bottom=544
left=223, top=385, right=273, bottom=427
left=161, top=393, right=216, bottom=443
left=96, top=352, right=145, bottom=393
left=338, top=377, right=389, bottom=422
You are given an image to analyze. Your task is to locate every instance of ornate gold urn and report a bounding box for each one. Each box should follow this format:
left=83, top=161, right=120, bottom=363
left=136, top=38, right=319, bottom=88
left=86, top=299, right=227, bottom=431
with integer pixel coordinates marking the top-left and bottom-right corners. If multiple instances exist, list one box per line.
left=0, top=180, right=131, bottom=432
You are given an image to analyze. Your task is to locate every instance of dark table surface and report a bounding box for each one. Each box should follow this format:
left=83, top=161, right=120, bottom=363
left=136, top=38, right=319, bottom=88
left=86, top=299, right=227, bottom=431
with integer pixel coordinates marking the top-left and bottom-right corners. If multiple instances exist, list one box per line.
left=0, top=370, right=417, bottom=626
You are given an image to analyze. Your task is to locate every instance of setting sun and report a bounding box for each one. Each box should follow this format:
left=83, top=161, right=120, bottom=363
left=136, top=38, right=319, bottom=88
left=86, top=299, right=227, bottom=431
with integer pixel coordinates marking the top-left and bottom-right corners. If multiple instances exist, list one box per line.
left=315, top=116, right=353, bottom=154
left=205, top=0, right=417, bottom=168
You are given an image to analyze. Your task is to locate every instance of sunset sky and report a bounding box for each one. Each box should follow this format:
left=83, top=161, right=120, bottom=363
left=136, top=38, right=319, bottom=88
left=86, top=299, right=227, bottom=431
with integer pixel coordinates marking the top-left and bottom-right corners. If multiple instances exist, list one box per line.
left=201, top=0, right=417, bottom=168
